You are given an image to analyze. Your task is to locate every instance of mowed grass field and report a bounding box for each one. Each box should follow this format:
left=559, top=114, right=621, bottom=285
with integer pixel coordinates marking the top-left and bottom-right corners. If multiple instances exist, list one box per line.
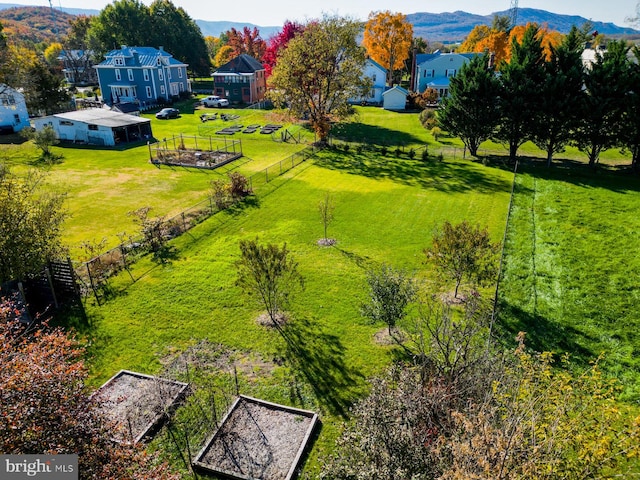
left=4, top=102, right=639, bottom=474
left=498, top=161, right=640, bottom=401
left=72, top=135, right=512, bottom=472
left=0, top=98, right=314, bottom=255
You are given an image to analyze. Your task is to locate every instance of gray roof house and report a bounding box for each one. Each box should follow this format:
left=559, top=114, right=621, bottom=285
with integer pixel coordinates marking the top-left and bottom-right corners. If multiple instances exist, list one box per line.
left=33, top=108, right=152, bottom=146
left=95, top=46, right=190, bottom=108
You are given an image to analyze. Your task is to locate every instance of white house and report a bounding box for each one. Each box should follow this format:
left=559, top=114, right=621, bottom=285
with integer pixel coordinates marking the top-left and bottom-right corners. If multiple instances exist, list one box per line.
left=33, top=108, right=152, bottom=147
left=350, top=59, right=388, bottom=105
left=0, top=85, right=30, bottom=133
left=414, top=52, right=479, bottom=98
left=382, top=85, right=408, bottom=111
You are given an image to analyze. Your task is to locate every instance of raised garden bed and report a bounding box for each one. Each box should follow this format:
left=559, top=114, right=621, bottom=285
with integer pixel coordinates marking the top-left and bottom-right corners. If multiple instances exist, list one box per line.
left=193, top=395, right=318, bottom=480
left=91, top=370, right=189, bottom=443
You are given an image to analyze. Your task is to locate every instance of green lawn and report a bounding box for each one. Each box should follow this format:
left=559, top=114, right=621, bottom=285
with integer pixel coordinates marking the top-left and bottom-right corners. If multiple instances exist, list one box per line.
left=78, top=146, right=512, bottom=474
left=4, top=103, right=639, bottom=475
left=498, top=161, right=640, bottom=401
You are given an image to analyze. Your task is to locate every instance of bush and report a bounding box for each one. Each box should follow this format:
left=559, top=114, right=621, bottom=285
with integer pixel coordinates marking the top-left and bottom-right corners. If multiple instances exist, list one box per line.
left=422, top=146, right=429, bottom=161
left=408, top=148, right=416, bottom=159
left=419, top=108, right=438, bottom=130
left=394, top=147, right=402, bottom=157
left=228, top=172, right=252, bottom=200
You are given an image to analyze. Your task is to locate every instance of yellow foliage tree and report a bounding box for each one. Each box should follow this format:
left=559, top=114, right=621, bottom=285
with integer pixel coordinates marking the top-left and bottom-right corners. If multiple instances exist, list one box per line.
left=363, top=10, right=413, bottom=85
left=43, top=42, right=63, bottom=65
left=213, top=45, right=235, bottom=68
left=460, top=23, right=562, bottom=65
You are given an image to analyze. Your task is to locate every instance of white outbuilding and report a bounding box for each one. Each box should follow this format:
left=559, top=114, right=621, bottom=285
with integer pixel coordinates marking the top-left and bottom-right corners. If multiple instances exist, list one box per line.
left=382, top=85, right=409, bottom=111
left=33, top=108, right=152, bottom=146
left=0, top=85, right=30, bottom=133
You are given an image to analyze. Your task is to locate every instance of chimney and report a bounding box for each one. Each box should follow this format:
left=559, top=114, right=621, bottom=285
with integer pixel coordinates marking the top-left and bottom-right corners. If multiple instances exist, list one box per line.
left=159, top=46, right=164, bottom=52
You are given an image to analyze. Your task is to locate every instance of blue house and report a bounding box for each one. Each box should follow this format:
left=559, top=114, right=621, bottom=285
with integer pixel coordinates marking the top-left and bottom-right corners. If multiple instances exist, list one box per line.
left=95, top=46, right=190, bottom=107
left=413, top=52, right=479, bottom=98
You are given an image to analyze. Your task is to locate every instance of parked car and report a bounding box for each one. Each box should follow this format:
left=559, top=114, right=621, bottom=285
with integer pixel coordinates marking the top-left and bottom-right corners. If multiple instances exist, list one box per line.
left=201, top=95, right=229, bottom=108
left=156, top=108, right=179, bottom=119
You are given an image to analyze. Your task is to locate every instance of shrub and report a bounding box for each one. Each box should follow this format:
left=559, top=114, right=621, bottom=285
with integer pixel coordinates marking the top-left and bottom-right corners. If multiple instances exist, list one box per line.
left=394, top=147, right=402, bottom=157
left=431, top=126, right=442, bottom=141
left=408, top=148, right=416, bottom=159
left=228, top=172, right=252, bottom=200
left=419, top=108, right=438, bottom=130
left=422, top=146, right=430, bottom=161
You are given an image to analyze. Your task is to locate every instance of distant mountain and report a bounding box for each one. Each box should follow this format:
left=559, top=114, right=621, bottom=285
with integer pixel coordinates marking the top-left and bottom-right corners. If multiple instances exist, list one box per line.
left=0, top=6, right=75, bottom=44
left=195, top=20, right=280, bottom=39
left=408, top=8, right=639, bottom=42
left=0, top=3, right=636, bottom=45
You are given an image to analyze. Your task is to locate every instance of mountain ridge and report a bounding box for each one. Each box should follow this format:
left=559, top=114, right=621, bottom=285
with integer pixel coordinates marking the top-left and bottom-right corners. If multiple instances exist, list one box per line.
left=0, top=4, right=636, bottom=44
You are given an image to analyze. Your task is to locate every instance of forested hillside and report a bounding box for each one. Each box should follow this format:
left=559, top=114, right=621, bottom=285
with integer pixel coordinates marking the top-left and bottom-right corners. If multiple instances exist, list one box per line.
left=0, top=6, right=73, bottom=45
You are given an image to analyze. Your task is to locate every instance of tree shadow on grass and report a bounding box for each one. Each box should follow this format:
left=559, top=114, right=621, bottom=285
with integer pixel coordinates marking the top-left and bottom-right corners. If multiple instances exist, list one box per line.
left=316, top=150, right=512, bottom=195
left=331, top=122, right=423, bottom=146
left=278, top=316, right=365, bottom=418
left=495, top=300, right=596, bottom=367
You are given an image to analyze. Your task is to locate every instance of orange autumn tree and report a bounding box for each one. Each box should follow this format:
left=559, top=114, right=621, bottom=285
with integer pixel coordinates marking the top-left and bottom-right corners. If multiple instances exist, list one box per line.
left=460, top=22, right=562, bottom=65
left=363, top=10, right=413, bottom=85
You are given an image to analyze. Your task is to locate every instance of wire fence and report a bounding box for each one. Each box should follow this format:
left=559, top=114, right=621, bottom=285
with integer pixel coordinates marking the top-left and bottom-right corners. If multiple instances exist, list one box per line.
left=77, top=145, right=322, bottom=302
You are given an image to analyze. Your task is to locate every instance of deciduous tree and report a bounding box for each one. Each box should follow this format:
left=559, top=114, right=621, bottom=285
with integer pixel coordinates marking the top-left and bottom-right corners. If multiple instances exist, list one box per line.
left=621, top=46, right=640, bottom=173
left=236, top=239, right=304, bottom=326
left=226, top=26, right=266, bottom=61
left=317, top=192, right=336, bottom=245
left=262, top=20, right=304, bottom=77
left=363, top=11, right=413, bottom=85
left=268, top=15, right=370, bottom=142
left=0, top=167, right=67, bottom=284
left=437, top=53, right=501, bottom=157
left=87, top=0, right=153, bottom=57
left=0, top=299, right=180, bottom=480
left=361, top=264, right=417, bottom=335
left=425, top=220, right=498, bottom=298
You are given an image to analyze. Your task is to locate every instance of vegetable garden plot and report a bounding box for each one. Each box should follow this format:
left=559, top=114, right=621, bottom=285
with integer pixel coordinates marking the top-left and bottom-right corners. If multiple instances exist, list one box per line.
left=193, top=395, right=318, bottom=480
left=92, top=370, right=189, bottom=443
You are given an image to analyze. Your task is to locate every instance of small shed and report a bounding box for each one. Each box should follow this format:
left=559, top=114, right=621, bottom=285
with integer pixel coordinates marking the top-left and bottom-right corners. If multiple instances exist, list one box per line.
left=382, top=85, right=408, bottom=111
left=33, top=108, right=152, bottom=146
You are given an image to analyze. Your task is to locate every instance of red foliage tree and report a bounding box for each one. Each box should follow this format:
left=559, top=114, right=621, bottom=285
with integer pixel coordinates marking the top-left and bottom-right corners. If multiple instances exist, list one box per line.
left=262, top=20, right=305, bottom=77
left=0, top=298, right=179, bottom=480
left=226, top=26, right=267, bottom=61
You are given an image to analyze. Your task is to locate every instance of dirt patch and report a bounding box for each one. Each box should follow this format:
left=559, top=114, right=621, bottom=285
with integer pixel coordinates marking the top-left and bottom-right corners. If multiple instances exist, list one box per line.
left=373, top=327, right=406, bottom=346
left=159, top=340, right=277, bottom=381
left=439, top=291, right=466, bottom=305
left=316, top=238, right=337, bottom=246
left=256, top=312, right=288, bottom=328
left=92, top=370, right=188, bottom=443
left=193, top=395, right=318, bottom=480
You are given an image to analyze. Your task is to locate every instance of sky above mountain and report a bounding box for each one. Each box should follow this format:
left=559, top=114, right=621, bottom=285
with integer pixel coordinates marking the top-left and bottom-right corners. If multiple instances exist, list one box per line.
left=12, top=0, right=638, bottom=27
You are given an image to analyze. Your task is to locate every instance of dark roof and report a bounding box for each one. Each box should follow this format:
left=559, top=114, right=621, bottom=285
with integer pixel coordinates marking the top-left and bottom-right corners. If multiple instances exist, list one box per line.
left=214, top=54, right=264, bottom=74
left=97, top=46, right=187, bottom=68
left=112, top=102, right=140, bottom=114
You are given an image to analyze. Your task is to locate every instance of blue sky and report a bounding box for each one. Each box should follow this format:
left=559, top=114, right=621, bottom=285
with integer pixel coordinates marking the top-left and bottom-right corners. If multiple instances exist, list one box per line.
left=18, top=0, right=638, bottom=27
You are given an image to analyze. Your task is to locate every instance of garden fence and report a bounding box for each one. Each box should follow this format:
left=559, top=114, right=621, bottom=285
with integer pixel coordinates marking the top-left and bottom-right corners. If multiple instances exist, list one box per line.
left=77, top=145, right=322, bottom=302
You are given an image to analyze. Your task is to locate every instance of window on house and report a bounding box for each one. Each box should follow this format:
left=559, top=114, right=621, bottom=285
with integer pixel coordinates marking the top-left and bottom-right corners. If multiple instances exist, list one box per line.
left=167, top=69, right=171, bottom=80
left=127, top=69, right=134, bottom=81
left=88, top=124, right=98, bottom=131
left=7, top=95, right=15, bottom=105
left=115, top=69, right=121, bottom=81
left=446, top=69, right=456, bottom=77
left=159, top=69, right=164, bottom=81
left=60, top=120, right=74, bottom=126
left=13, top=114, right=19, bottom=125
left=160, top=85, right=165, bottom=94
left=115, top=57, right=124, bottom=66
left=143, top=69, right=149, bottom=81
left=146, top=86, right=152, bottom=97
left=372, top=73, right=376, bottom=82
left=179, top=83, right=184, bottom=92
left=178, top=68, right=183, bottom=78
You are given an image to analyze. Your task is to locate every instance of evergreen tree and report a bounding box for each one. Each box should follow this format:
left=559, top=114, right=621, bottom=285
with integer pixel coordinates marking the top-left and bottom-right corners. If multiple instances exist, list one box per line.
left=531, top=26, right=585, bottom=167
left=494, top=24, right=546, bottom=161
left=437, top=53, right=500, bottom=157
left=572, top=40, right=630, bottom=167
left=618, top=46, right=640, bottom=172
